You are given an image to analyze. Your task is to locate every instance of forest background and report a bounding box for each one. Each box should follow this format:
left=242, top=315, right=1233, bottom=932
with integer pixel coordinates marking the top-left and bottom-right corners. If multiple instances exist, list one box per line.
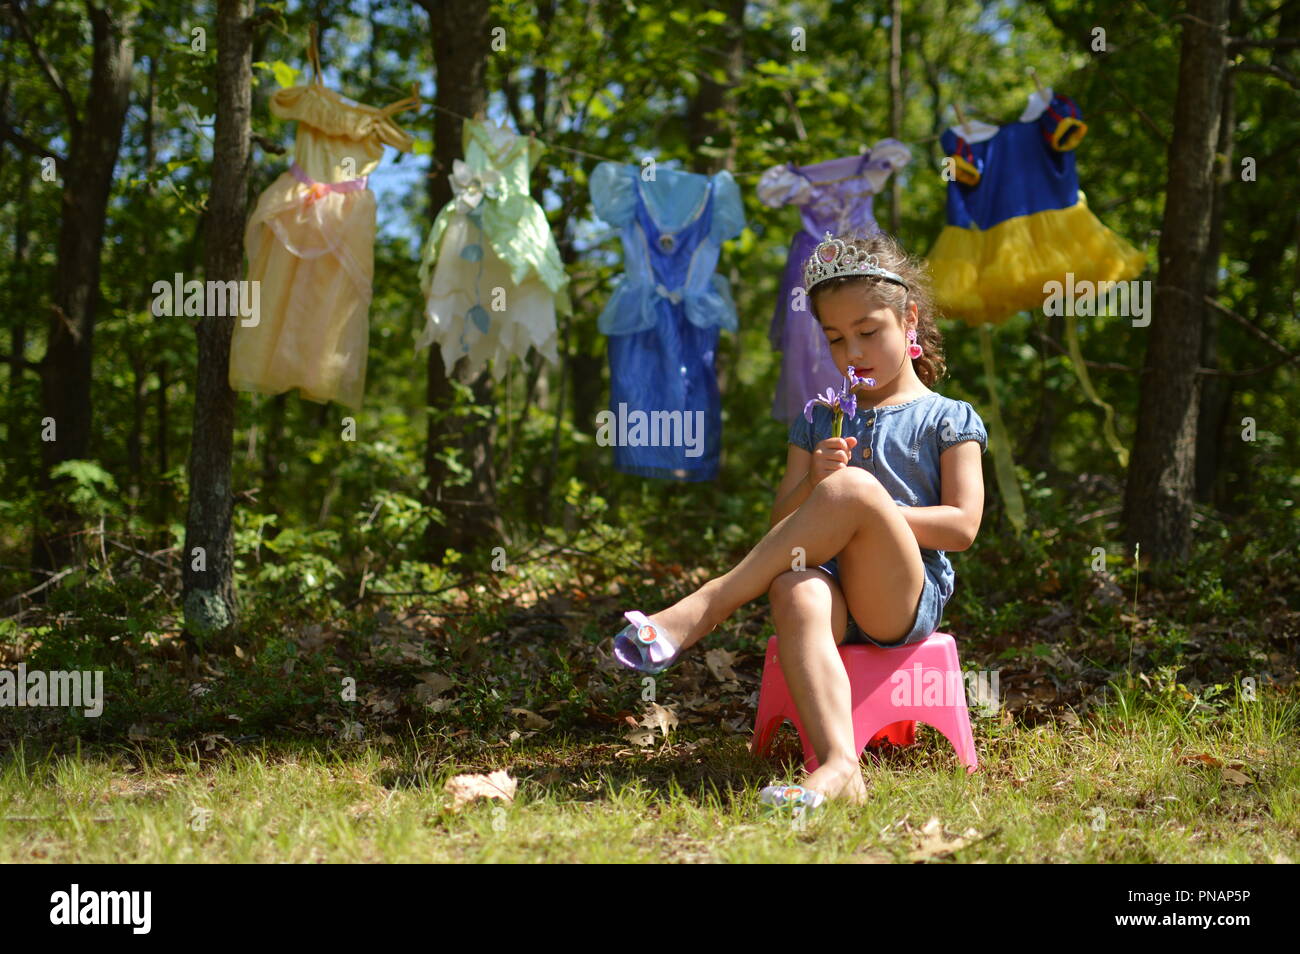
left=0, top=0, right=1296, bottom=779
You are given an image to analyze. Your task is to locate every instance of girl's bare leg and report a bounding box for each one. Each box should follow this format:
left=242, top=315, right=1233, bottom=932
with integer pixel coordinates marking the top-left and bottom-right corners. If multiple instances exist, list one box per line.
left=767, top=570, right=869, bottom=804
left=644, top=467, right=898, bottom=652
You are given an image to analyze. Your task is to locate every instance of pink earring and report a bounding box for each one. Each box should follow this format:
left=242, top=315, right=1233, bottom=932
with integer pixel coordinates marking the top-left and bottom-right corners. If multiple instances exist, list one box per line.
left=907, top=327, right=923, bottom=359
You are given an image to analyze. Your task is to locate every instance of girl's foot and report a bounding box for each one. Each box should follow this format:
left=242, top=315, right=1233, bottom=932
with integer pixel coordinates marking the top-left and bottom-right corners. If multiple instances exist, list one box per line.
left=642, top=586, right=720, bottom=655
left=802, top=757, right=869, bottom=805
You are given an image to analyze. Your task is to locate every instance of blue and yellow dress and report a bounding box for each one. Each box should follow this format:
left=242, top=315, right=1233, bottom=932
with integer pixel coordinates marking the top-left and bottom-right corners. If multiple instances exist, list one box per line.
left=926, top=89, right=1146, bottom=326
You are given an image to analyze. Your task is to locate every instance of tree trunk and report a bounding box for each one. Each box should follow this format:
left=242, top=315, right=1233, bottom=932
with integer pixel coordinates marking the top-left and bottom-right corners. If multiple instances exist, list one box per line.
left=1194, top=12, right=1237, bottom=505
left=153, top=360, right=170, bottom=548
left=418, top=0, right=501, bottom=559
left=9, top=165, right=31, bottom=447
left=181, top=0, right=253, bottom=650
left=128, top=54, right=159, bottom=513
left=1120, top=0, right=1230, bottom=573
left=685, top=0, right=744, bottom=175
left=32, top=2, right=136, bottom=574
left=888, top=0, right=903, bottom=236
left=686, top=0, right=745, bottom=401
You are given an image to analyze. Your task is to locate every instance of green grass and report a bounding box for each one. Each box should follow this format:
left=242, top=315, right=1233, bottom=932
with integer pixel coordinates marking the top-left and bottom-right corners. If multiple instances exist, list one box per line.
left=3, top=467, right=1296, bottom=862
left=3, top=682, right=1295, bottom=863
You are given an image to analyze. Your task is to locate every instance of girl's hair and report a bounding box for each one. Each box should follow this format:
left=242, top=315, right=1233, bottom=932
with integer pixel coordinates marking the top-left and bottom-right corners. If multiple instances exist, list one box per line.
left=807, top=231, right=948, bottom=387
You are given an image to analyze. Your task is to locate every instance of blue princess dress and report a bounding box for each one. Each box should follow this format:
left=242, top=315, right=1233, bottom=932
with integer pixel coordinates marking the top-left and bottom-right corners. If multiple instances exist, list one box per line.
left=590, top=163, right=746, bottom=480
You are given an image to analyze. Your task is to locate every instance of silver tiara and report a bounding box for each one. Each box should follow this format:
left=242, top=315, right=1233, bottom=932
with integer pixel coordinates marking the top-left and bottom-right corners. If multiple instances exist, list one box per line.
left=802, top=231, right=910, bottom=293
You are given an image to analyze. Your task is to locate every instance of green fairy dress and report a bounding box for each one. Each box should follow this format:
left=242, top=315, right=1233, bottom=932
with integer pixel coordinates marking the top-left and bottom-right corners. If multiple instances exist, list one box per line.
left=416, top=117, right=572, bottom=377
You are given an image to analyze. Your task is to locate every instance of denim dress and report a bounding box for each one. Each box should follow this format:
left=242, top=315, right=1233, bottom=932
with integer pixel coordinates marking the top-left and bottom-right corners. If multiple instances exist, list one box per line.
left=786, top=391, right=989, bottom=648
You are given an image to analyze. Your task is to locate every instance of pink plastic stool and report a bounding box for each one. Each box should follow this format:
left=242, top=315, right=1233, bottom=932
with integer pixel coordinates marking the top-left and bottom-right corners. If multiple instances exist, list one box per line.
left=750, top=632, right=979, bottom=773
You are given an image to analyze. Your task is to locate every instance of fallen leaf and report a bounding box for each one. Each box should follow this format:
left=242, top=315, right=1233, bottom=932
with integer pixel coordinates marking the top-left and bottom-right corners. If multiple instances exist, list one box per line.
left=295, top=625, right=341, bottom=653
left=705, top=648, right=739, bottom=682
left=1221, top=767, right=1251, bottom=786
left=723, top=714, right=750, bottom=734
left=415, top=672, right=455, bottom=696
left=908, top=816, right=981, bottom=862
left=366, top=689, right=402, bottom=715
left=626, top=728, right=657, bottom=747
left=444, top=770, right=517, bottom=810
left=639, top=702, right=679, bottom=738
left=509, top=707, right=551, bottom=730
left=1180, top=753, right=1222, bottom=768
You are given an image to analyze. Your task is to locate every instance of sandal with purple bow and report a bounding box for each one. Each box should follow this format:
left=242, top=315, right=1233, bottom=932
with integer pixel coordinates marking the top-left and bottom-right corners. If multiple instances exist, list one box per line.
left=611, top=611, right=683, bottom=674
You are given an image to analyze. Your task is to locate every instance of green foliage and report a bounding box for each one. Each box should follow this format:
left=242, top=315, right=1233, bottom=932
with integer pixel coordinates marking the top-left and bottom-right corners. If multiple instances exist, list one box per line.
left=252, top=60, right=301, bottom=89
left=245, top=524, right=344, bottom=596
left=49, top=461, right=119, bottom=518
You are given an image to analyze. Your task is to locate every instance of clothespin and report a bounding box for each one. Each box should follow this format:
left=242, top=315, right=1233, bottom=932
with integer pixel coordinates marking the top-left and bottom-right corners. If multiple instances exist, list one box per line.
left=307, top=23, right=323, bottom=82
left=953, top=102, right=972, bottom=138
left=1027, top=67, right=1048, bottom=107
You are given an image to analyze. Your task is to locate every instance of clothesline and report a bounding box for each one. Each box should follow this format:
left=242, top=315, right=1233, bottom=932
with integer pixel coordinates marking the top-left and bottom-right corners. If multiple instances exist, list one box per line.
left=411, top=98, right=948, bottom=178
left=239, top=44, right=1153, bottom=522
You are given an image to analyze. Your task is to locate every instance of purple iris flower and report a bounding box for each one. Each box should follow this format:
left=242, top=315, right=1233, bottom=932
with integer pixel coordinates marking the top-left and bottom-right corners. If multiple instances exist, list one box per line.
left=804, top=371, right=869, bottom=438
left=846, top=365, right=877, bottom=391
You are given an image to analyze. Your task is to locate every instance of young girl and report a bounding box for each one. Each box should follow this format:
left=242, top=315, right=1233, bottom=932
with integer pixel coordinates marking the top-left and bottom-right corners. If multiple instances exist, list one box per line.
left=611, top=230, right=989, bottom=813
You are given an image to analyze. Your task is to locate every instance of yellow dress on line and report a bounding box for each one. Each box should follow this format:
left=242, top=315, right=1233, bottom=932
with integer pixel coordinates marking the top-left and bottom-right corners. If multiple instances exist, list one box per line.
left=230, top=82, right=414, bottom=410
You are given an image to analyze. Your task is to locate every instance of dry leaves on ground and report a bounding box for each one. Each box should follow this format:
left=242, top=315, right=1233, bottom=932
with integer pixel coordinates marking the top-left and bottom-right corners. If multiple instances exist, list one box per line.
left=705, top=648, right=739, bottom=683
left=444, top=770, right=518, bottom=811
left=907, top=816, right=984, bottom=862
left=510, top=707, right=551, bottom=730
left=640, top=701, right=679, bottom=737
left=1177, top=752, right=1255, bottom=786
left=626, top=702, right=679, bottom=746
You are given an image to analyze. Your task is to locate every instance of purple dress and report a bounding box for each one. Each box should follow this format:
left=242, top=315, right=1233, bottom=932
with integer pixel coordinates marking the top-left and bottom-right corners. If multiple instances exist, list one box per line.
left=758, top=140, right=912, bottom=422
